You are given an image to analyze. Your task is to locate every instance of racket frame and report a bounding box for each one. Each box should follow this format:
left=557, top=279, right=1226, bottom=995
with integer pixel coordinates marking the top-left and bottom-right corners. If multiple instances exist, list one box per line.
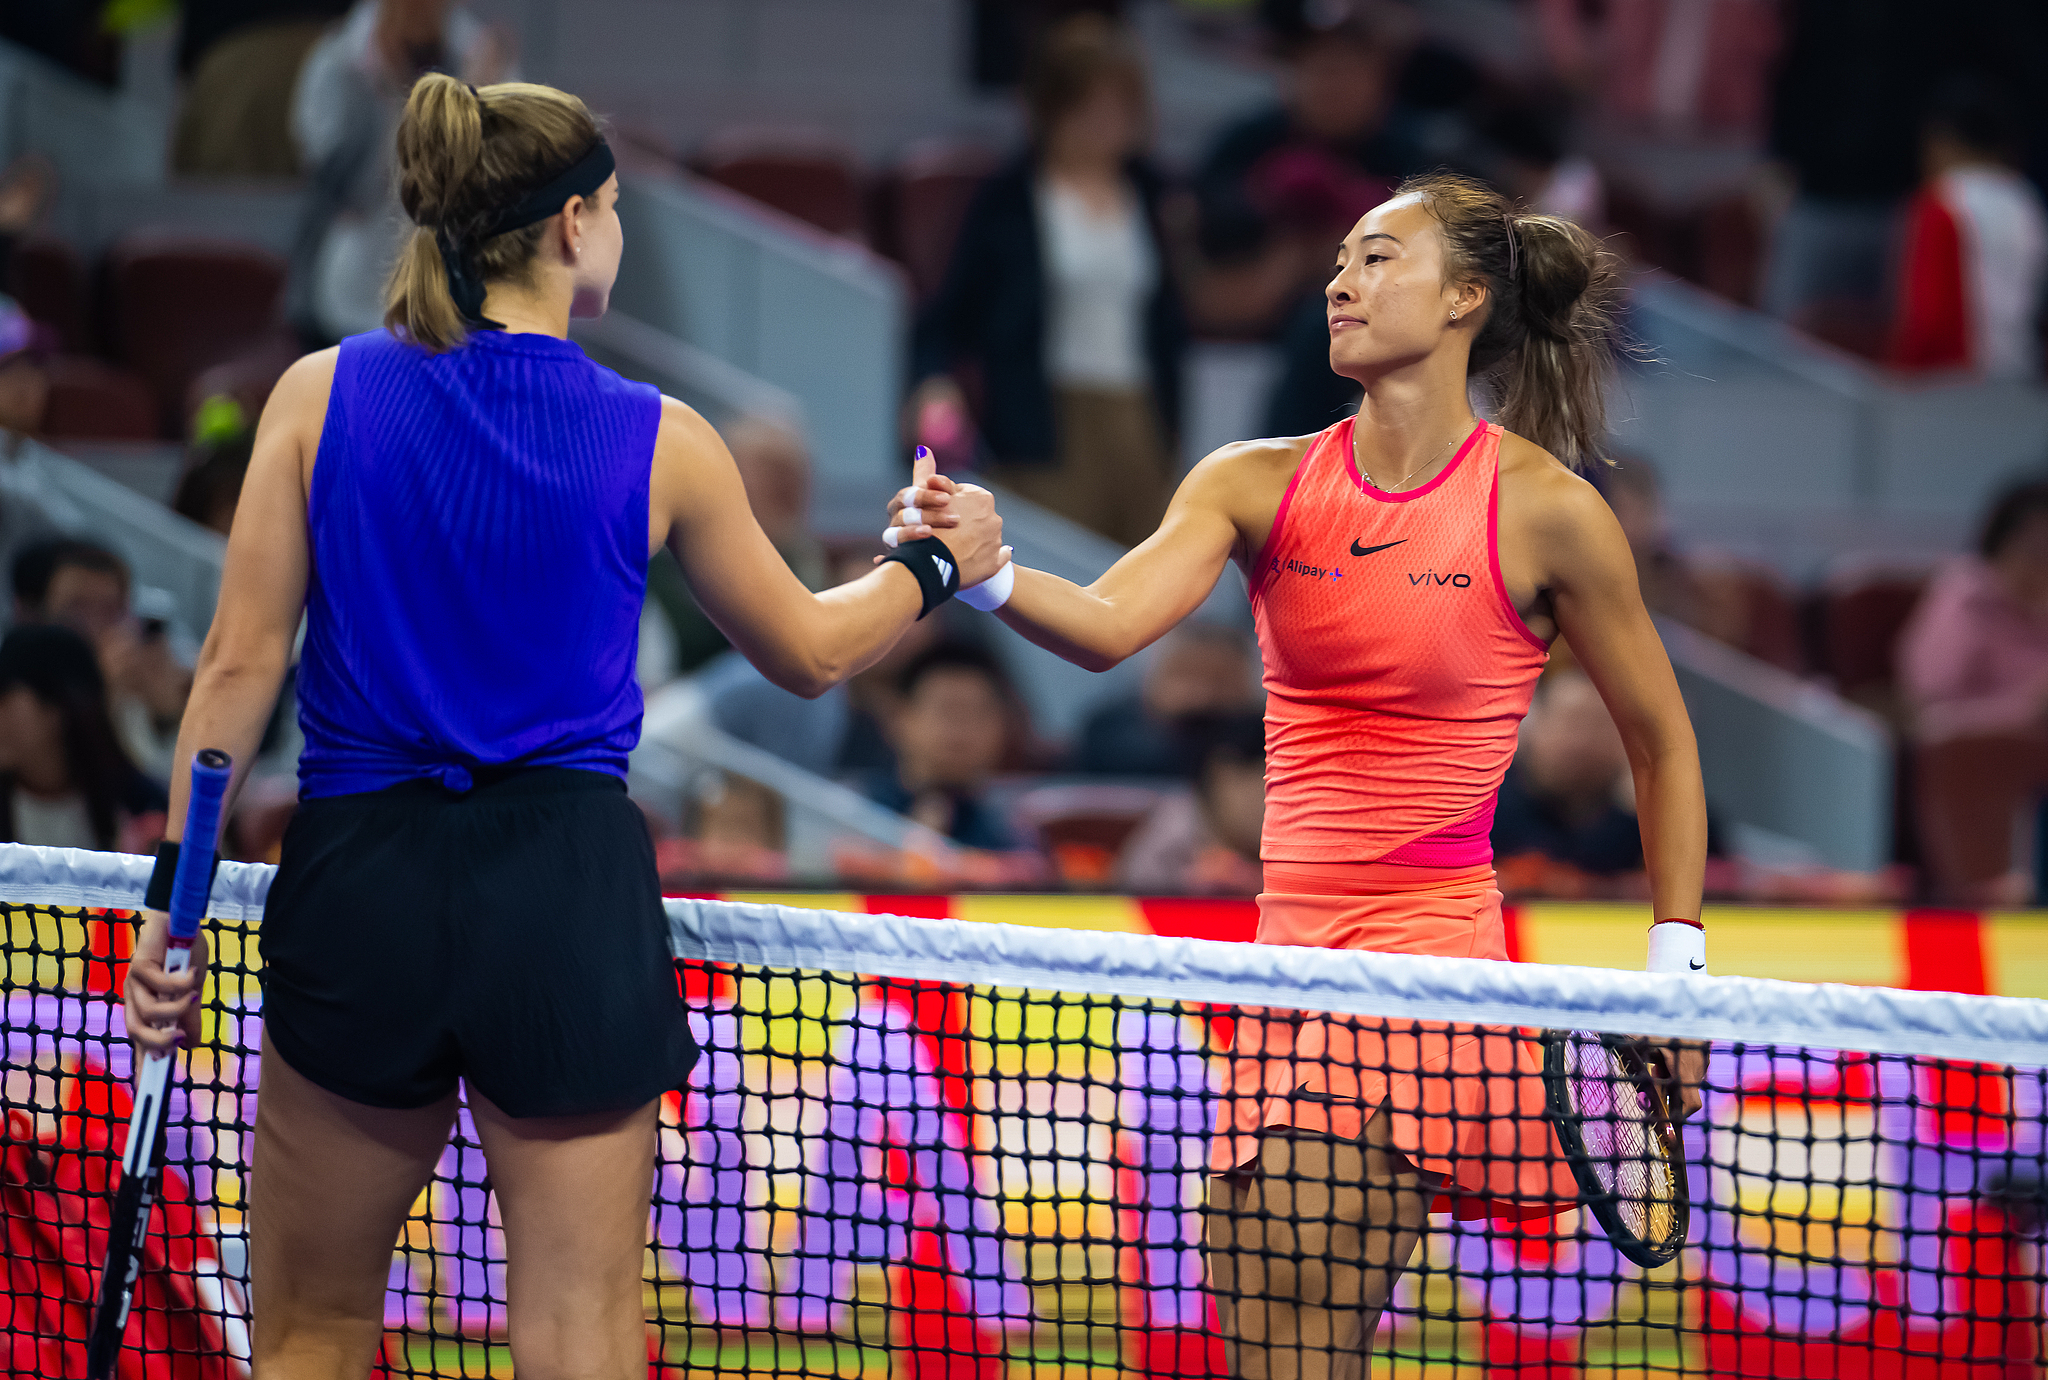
left=1540, top=1028, right=1691, bottom=1269
left=85, top=749, right=233, bottom=1379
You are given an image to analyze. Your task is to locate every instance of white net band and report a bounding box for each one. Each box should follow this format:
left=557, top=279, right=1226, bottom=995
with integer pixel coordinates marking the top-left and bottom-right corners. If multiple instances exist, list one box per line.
left=7, top=841, right=2044, bottom=1065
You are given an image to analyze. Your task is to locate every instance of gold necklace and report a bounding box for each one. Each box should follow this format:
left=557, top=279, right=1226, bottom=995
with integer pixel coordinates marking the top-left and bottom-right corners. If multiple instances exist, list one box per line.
left=1358, top=432, right=1460, bottom=493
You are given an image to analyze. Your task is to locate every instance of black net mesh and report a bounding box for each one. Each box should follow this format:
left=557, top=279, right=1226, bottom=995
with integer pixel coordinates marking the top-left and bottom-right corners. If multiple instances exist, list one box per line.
left=5, top=897, right=2045, bottom=1378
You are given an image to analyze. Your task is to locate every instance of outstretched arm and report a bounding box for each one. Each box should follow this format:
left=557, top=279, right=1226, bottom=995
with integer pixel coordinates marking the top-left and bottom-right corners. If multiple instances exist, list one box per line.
left=892, top=448, right=1246, bottom=672
left=656, top=406, right=1004, bottom=697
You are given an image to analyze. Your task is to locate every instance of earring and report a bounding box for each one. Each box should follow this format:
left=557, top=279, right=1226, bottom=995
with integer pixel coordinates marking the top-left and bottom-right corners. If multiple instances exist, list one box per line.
left=1449, top=309, right=1458, bottom=321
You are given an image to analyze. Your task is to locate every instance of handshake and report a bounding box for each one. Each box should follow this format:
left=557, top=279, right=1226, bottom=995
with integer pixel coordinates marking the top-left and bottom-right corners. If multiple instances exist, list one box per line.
left=878, top=445, right=1015, bottom=612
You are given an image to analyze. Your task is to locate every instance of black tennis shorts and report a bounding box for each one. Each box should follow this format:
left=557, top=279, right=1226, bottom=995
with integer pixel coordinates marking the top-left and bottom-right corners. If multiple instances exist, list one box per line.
left=260, top=768, right=698, bottom=1118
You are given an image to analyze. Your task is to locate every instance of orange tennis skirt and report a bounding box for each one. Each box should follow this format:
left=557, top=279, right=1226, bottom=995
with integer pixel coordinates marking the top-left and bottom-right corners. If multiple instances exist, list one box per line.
left=1212, top=859, right=1577, bottom=1220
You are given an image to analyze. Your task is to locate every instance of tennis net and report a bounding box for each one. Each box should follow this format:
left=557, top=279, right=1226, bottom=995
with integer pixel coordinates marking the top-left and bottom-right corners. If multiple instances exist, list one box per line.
left=4, top=841, right=2045, bottom=1378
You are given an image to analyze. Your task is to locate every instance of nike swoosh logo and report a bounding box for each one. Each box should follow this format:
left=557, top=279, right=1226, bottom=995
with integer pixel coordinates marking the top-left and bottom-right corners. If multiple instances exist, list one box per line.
left=1350, top=539, right=1407, bottom=557
left=1688, top=959, right=1706, bottom=970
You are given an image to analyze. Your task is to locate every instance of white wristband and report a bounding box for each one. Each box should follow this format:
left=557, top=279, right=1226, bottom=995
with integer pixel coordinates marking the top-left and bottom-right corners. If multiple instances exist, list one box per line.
left=1646, top=920, right=1707, bottom=975
left=956, top=557, right=1015, bottom=611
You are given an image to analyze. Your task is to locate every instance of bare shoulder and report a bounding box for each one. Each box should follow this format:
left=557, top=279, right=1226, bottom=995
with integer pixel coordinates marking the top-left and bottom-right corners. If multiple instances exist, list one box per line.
left=651, top=394, right=738, bottom=478
left=655, top=393, right=719, bottom=447
left=264, top=347, right=340, bottom=421
left=1181, top=432, right=1316, bottom=511
left=1496, top=429, right=1615, bottom=541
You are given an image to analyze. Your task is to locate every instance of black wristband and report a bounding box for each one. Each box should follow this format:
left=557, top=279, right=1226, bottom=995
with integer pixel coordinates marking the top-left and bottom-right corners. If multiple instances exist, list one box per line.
left=144, top=840, right=220, bottom=912
left=880, top=536, right=962, bottom=619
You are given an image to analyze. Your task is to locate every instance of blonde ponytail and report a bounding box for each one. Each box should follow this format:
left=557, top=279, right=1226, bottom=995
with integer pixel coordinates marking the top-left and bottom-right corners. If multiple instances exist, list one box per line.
left=383, top=72, right=603, bottom=352
left=1394, top=172, right=1622, bottom=469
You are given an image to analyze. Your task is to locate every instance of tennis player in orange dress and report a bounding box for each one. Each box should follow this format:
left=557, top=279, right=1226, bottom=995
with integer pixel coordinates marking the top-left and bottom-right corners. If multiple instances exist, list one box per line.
left=889, top=171, right=1709, bottom=1377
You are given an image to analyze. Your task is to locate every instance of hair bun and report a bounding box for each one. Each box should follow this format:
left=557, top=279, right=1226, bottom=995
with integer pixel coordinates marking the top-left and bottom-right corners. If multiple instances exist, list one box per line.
left=1513, top=216, right=1594, bottom=342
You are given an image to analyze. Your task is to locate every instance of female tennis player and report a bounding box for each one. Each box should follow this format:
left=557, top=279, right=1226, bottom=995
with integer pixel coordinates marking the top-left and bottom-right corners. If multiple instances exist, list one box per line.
left=892, top=172, right=1708, bottom=1376
left=121, top=75, right=1000, bottom=1377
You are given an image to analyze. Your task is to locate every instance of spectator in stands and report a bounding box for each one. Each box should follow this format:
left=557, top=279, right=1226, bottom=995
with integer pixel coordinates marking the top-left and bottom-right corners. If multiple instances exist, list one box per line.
left=696, top=647, right=850, bottom=780
left=863, top=642, right=1021, bottom=850
left=173, top=0, right=352, bottom=177
left=174, top=409, right=256, bottom=537
left=655, top=770, right=789, bottom=885
left=1899, top=477, right=2048, bottom=904
left=0, top=624, right=166, bottom=852
left=647, top=415, right=829, bottom=676
left=1116, top=711, right=1265, bottom=895
left=1072, top=621, right=1257, bottom=776
left=291, top=0, right=513, bottom=342
left=1889, top=77, right=2048, bottom=380
left=0, top=295, right=50, bottom=436
left=1492, top=668, right=1644, bottom=880
left=1192, top=2, right=1431, bottom=341
left=910, top=14, right=1185, bottom=547
left=0, top=155, right=53, bottom=288
left=11, top=537, right=191, bottom=781
left=1761, top=2, right=2035, bottom=345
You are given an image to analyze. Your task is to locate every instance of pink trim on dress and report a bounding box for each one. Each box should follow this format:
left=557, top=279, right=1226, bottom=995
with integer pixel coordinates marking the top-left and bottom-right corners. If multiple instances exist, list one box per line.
left=1347, top=419, right=1487, bottom=503
left=1248, top=425, right=1332, bottom=598
left=1379, top=793, right=1498, bottom=866
left=1486, top=438, right=1549, bottom=652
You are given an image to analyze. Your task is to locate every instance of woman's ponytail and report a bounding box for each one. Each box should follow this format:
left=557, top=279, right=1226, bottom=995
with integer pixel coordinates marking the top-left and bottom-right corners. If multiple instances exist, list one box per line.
left=1498, top=214, right=1620, bottom=470
left=1394, top=172, right=1623, bottom=469
left=386, top=73, right=485, bottom=352
left=383, top=72, right=603, bottom=352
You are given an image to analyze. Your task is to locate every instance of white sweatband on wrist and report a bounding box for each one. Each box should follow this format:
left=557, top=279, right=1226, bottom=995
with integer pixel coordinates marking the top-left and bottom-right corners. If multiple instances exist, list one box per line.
left=956, top=558, right=1015, bottom=611
left=1646, top=919, right=1707, bottom=975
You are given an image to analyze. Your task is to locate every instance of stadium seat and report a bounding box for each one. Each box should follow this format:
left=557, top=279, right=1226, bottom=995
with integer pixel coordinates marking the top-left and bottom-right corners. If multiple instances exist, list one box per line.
left=696, top=130, right=866, bottom=240
left=103, top=233, right=287, bottom=437
left=1693, top=558, right=1805, bottom=673
left=876, top=139, right=1000, bottom=301
left=39, top=355, right=159, bottom=441
left=1009, top=783, right=1163, bottom=886
left=6, top=236, right=93, bottom=353
left=1816, top=560, right=1935, bottom=713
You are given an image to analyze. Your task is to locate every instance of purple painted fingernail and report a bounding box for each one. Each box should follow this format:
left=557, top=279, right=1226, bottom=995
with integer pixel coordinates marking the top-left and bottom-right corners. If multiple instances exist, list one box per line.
left=915, top=445, right=930, bottom=460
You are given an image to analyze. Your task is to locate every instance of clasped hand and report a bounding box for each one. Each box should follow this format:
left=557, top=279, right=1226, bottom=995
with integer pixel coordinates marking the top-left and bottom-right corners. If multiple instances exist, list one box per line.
left=879, top=448, right=1011, bottom=586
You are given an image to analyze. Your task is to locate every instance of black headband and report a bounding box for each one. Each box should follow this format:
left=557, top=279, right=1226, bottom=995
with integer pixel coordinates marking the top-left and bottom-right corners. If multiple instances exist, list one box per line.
left=482, top=139, right=615, bottom=239
left=440, top=139, right=615, bottom=327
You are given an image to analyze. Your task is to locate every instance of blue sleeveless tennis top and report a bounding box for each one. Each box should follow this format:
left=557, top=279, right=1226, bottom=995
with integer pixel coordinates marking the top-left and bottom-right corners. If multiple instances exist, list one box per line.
left=296, top=328, right=661, bottom=798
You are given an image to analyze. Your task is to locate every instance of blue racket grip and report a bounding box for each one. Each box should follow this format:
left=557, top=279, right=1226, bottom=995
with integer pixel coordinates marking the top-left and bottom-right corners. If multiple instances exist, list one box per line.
left=167, top=750, right=233, bottom=944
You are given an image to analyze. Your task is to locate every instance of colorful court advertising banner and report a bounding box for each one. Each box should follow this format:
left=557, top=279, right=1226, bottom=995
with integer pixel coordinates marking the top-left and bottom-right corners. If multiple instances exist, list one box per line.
left=5, top=895, right=2045, bottom=1377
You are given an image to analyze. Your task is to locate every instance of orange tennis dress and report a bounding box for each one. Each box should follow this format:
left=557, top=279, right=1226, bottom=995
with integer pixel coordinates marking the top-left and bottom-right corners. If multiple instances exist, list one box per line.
left=1216, top=416, right=1577, bottom=1218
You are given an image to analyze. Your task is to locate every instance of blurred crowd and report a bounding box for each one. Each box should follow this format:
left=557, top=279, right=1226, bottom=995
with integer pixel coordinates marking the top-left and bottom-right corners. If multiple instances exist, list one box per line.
left=1, top=0, right=2047, bottom=899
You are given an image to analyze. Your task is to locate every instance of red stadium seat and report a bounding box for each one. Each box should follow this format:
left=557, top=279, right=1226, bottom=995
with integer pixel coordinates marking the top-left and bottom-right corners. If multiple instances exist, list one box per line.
left=39, top=355, right=159, bottom=441
left=696, top=130, right=866, bottom=240
left=877, top=140, right=1000, bottom=302
left=1817, top=560, right=1935, bottom=712
left=103, top=232, right=287, bottom=437
left=1693, top=558, right=1805, bottom=673
left=6, top=236, right=93, bottom=354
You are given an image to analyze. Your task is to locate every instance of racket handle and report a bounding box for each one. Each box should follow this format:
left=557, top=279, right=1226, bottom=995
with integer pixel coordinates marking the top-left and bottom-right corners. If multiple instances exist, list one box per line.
left=167, top=750, right=233, bottom=944
left=120, top=1045, right=174, bottom=1178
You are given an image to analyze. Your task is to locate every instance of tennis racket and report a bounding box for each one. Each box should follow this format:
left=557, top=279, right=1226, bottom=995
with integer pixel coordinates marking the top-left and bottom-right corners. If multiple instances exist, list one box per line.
left=1540, top=1029, right=1689, bottom=1269
left=86, top=748, right=233, bottom=1380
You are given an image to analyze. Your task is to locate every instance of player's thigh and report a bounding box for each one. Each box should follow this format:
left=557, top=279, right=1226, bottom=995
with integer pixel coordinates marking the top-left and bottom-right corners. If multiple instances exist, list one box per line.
left=468, top=1087, right=660, bottom=1306
left=251, top=1031, right=459, bottom=1320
